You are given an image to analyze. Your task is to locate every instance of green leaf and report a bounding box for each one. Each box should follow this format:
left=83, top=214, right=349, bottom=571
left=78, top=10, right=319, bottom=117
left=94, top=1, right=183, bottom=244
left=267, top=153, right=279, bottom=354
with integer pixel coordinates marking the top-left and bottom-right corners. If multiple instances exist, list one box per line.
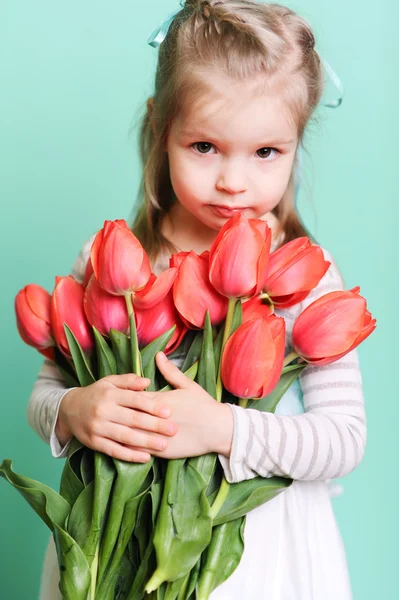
left=53, top=523, right=91, bottom=599
left=93, top=326, right=117, bottom=378
left=141, top=325, right=177, bottom=391
left=181, top=331, right=203, bottom=372
left=110, top=329, right=132, bottom=374
left=231, top=301, right=243, bottom=334
left=145, top=460, right=213, bottom=592
left=0, top=459, right=71, bottom=531
left=64, top=324, right=95, bottom=387
left=196, top=518, right=245, bottom=599
left=97, top=459, right=154, bottom=585
left=53, top=346, right=79, bottom=387
left=248, top=363, right=306, bottom=413
left=60, top=447, right=85, bottom=507
left=129, top=312, right=142, bottom=376
left=212, top=475, right=292, bottom=526
left=80, top=447, right=94, bottom=487
left=213, top=327, right=224, bottom=376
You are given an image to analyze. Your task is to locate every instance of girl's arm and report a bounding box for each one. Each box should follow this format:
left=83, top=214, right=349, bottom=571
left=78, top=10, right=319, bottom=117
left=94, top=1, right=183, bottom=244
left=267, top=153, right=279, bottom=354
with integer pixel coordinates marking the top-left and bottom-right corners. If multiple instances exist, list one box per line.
left=27, top=235, right=95, bottom=458
left=218, top=250, right=367, bottom=484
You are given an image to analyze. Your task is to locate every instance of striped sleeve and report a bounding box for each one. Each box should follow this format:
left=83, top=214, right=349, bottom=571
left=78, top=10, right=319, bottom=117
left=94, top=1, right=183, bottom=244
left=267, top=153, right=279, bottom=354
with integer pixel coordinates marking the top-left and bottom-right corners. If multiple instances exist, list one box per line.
left=26, top=235, right=95, bottom=458
left=218, top=249, right=367, bottom=484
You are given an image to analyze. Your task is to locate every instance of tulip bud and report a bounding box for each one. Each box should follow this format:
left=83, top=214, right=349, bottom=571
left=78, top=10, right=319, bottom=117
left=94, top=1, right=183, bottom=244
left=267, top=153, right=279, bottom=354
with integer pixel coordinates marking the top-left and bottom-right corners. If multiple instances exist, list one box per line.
left=173, top=251, right=228, bottom=329
left=91, top=219, right=151, bottom=295
left=209, top=214, right=271, bottom=298
left=222, top=314, right=286, bottom=399
left=15, top=284, right=54, bottom=351
left=292, top=287, right=376, bottom=365
left=51, top=276, right=94, bottom=357
left=84, top=275, right=129, bottom=337
left=265, top=238, right=331, bottom=308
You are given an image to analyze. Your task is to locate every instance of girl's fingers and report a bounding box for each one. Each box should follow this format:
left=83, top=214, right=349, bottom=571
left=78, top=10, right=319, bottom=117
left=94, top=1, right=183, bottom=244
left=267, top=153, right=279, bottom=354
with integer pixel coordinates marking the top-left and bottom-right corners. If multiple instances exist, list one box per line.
left=113, top=406, right=177, bottom=437
left=106, top=373, right=151, bottom=390
left=117, top=390, right=171, bottom=418
left=102, top=422, right=169, bottom=452
left=95, top=437, right=151, bottom=463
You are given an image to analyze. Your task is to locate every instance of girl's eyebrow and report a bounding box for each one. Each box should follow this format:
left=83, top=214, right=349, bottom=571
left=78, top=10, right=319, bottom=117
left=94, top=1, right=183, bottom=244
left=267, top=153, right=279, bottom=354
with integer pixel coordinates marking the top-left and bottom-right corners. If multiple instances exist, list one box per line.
left=178, top=128, right=296, bottom=146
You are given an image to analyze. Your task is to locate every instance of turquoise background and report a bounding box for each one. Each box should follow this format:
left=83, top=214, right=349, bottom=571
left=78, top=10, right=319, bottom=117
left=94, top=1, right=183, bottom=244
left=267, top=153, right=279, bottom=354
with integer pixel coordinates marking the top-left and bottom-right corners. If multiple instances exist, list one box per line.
left=0, top=0, right=396, bottom=597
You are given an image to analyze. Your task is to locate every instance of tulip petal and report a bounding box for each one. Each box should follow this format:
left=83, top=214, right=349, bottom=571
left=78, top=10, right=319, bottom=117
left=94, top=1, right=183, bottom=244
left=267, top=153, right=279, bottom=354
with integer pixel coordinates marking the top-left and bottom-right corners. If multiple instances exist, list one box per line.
left=135, top=268, right=178, bottom=310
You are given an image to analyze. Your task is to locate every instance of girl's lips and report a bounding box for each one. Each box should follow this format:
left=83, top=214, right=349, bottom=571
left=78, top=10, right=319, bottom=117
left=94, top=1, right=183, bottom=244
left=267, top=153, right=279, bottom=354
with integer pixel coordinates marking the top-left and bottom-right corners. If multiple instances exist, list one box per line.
left=209, top=205, right=247, bottom=218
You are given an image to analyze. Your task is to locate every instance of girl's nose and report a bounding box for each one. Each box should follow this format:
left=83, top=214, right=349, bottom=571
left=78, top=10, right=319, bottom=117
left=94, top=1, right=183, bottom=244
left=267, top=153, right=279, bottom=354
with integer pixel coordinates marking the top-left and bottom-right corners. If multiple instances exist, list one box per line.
left=215, top=161, right=247, bottom=194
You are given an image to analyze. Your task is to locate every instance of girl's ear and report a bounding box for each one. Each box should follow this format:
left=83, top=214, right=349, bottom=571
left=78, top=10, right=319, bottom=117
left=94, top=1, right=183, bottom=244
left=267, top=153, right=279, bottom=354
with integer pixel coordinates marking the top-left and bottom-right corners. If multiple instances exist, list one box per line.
left=147, top=97, right=157, bottom=135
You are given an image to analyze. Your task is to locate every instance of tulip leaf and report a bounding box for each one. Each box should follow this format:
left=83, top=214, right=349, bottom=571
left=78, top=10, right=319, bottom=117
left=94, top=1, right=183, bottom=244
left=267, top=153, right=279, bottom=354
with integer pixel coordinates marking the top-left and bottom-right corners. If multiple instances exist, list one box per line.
left=181, top=558, right=201, bottom=600
left=53, top=522, right=91, bottom=599
left=64, top=324, right=95, bottom=387
left=93, top=326, right=117, bottom=378
left=213, top=326, right=224, bottom=376
left=0, top=459, right=71, bottom=531
left=53, top=346, right=79, bottom=387
left=141, top=326, right=177, bottom=391
left=110, top=329, right=132, bottom=374
left=81, top=452, right=115, bottom=565
left=145, top=460, right=213, bottom=591
left=196, top=517, right=245, bottom=598
left=60, top=445, right=85, bottom=507
left=181, top=330, right=203, bottom=372
left=189, top=311, right=218, bottom=488
left=212, top=475, right=292, bottom=526
left=80, top=447, right=94, bottom=487
left=67, top=479, right=94, bottom=546
left=97, top=458, right=154, bottom=585
left=248, top=363, right=306, bottom=413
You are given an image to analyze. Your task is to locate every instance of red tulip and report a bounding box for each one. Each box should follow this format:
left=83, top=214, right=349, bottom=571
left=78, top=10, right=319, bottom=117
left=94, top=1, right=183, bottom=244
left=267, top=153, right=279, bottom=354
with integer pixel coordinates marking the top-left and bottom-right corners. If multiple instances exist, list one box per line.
left=136, top=290, right=187, bottom=355
left=84, top=275, right=129, bottom=337
left=15, top=284, right=54, bottom=351
left=51, top=276, right=93, bottom=357
left=242, top=297, right=273, bottom=322
left=173, top=251, right=229, bottom=329
left=292, top=286, right=376, bottom=365
left=264, top=237, right=331, bottom=308
left=221, top=314, right=286, bottom=399
left=134, top=268, right=178, bottom=310
left=91, top=219, right=151, bottom=295
left=209, top=214, right=272, bottom=298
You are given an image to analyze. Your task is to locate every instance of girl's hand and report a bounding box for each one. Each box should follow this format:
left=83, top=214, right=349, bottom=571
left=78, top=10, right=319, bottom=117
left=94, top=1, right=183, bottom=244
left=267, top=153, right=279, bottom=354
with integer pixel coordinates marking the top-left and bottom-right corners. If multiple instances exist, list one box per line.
left=56, top=373, right=178, bottom=463
left=129, top=352, right=234, bottom=460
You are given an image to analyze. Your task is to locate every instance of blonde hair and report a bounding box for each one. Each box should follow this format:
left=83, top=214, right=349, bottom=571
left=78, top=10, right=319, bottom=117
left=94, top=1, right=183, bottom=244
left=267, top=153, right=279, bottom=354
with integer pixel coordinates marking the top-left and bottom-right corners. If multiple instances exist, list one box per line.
left=132, top=0, right=324, bottom=261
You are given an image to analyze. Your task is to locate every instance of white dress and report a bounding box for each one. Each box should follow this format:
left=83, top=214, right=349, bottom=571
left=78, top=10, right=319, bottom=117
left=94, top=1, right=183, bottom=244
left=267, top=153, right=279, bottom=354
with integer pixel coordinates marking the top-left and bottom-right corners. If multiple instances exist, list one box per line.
left=34, top=230, right=364, bottom=599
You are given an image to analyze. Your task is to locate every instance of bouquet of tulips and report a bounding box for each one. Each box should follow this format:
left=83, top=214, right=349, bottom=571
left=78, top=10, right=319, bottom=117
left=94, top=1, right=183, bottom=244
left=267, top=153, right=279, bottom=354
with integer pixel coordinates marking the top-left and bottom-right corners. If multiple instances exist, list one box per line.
left=1, top=215, right=376, bottom=599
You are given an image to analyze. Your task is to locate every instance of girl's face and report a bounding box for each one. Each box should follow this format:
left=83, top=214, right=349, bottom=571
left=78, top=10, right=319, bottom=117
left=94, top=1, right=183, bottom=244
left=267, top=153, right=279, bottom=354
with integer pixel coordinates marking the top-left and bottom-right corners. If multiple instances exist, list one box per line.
left=166, top=72, right=299, bottom=233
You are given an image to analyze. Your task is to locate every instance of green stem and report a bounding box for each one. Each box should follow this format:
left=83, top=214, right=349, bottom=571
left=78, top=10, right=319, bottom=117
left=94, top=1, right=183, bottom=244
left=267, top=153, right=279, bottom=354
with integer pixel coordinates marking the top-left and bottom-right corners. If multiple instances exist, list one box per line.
left=216, top=297, right=237, bottom=402
left=283, top=351, right=299, bottom=367
left=239, top=397, right=248, bottom=408
left=210, top=476, right=230, bottom=520
left=89, top=545, right=99, bottom=600
left=125, top=293, right=142, bottom=375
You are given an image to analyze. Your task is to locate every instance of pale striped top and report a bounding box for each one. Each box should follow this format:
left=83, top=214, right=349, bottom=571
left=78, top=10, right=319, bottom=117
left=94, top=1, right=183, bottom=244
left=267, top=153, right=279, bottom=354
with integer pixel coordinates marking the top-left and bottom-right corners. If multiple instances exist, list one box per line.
left=27, top=234, right=367, bottom=488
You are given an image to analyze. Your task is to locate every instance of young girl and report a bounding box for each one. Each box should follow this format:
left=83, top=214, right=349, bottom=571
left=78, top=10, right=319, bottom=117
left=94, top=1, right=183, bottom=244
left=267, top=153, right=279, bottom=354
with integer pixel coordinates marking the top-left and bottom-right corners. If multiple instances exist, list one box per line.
left=30, top=1, right=366, bottom=598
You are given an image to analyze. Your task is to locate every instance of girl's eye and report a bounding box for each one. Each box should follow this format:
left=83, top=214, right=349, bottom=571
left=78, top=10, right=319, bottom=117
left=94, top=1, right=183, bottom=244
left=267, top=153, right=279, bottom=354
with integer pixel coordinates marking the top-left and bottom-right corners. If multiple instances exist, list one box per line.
left=193, top=142, right=214, bottom=154
left=256, top=147, right=279, bottom=159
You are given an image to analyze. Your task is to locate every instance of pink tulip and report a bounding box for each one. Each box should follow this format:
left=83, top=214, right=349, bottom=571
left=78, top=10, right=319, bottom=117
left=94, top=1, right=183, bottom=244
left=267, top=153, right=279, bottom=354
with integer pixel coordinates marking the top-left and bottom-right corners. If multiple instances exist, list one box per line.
left=136, top=289, right=187, bottom=355
left=221, top=314, right=286, bottom=399
left=173, top=251, right=229, bottom=329
left=265, top=238, right=331, bottom=307
left=292, top=286, right=376, bottom=365
left=51, top=276, right=93, bottom=357
left=134, top=268, right=178, bottom=310
left=209, top=214, right=272, bottom=298
left=84, top=275, right=129, bottom=337
left=15, top=284, right=54, bottom=351
left=83, top=258, right=94, bottom=288
left=91, top=219, right=151, bottom=295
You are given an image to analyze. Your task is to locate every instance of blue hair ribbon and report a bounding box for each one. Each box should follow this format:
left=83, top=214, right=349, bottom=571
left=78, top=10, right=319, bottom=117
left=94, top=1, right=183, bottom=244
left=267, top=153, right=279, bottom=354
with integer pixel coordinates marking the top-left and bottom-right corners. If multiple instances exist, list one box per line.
left=147, top=1, right=344, bottom=207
